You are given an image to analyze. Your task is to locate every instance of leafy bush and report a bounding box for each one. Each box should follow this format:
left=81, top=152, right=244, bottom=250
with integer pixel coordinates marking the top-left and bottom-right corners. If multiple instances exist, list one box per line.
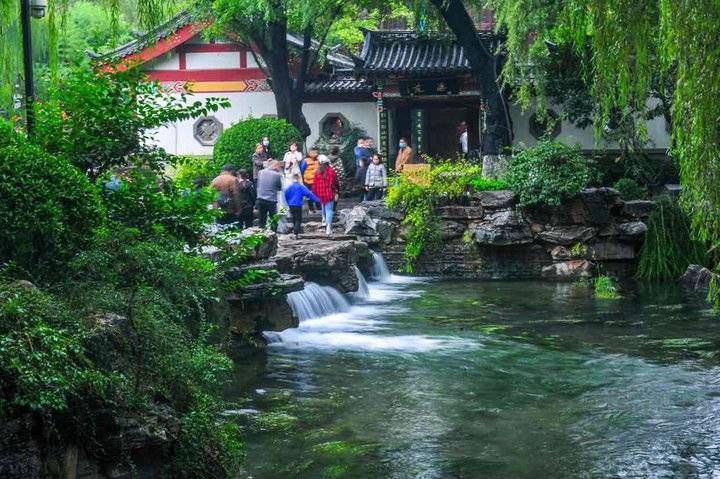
left=101, top=168, right=219, bottom=245
left=637, top=195, right=707, bottom=281
left=34, top=67, right=229, bottom=180
left=613, top=177, right=648, bottom=200
left=594, top=275, right=620, bottom=299
left=213, top=117, right=302, bottom=172
left=0, top=283, right=110, bottom=414
left=387, top=161, right=506, bottom=270
left=0, top=137, right=104, bottom=278
left=505, top=140, right=594, bottom=207
left=174, top=156, right=216, bottom=189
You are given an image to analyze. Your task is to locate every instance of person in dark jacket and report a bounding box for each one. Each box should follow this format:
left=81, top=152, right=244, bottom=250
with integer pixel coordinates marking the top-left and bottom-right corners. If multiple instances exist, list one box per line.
left=237, top=169, right=256, bottom=229
left=251, top=143, right=268, bottom=182
left=355, top=157, right=368, bottom=202
left=284, top=174, right=321, bottom=239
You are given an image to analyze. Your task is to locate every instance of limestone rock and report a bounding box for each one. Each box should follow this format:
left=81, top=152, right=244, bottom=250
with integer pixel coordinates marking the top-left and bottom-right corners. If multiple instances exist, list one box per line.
left=236, top=227, right=278, bottom=259
left=434, top=205, right=484, bottom=220
left=680, top=264, right=716, bottom=292
left=550, top=246, right=572, bottom=261
left=621, top=200, right=655, bottom=219
left=541, top=260, right=594, bottom=280
left=616, top=221, right=647, bottom=238
left=473, top=209, right=533, bottom=246
left=340, top=204, right=400, bottom=245
left=227, top=273, right=304, bottom=302
left=274, top=239, right=370, bottom=293
left=0, top=414, right=41, bottom=479
left=537, top=226, right=597, bottom=245
left=588, top=241, right=636, bottom=260
left=580, top=187, right=622, bottom=225
left=472, top=190, right=517, bottom=209
left=439, top=220, right=466, bottom=240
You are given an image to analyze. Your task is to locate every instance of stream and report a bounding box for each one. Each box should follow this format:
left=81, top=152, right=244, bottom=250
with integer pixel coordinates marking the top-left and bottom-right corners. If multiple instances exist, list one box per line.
left=228, top=254, right=720, bottom=479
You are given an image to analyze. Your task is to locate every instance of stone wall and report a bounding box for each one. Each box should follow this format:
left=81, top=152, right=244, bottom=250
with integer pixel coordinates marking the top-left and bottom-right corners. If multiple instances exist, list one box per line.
left=340, top=189, right=653, bottom=280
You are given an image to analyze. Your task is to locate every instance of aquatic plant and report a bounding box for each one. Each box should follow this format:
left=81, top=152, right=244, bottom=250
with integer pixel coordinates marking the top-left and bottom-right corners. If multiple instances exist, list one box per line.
left=595, top=275, right=620, bottom=299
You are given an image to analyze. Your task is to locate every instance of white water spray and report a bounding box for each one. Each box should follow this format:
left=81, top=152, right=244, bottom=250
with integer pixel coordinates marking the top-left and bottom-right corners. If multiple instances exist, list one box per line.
left=371, top=251, right=392, bottom=282
left=286, top=283, right=350, bottom=321
left=352, top=266, right=370, bottom=301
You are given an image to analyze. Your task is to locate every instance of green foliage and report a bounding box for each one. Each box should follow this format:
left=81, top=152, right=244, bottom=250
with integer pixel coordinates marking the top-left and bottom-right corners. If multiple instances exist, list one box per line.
left=0, top=134, right=104, bottom=279
left=505, top=140, right=593, bottom=208
left=387, top=161, right=506, bottom=270
left=489, top=0, right=720, bottom=307
left=0, top=283, right=111, bottom=414
left=594, top=275, right=620, bottom=300
left=173, top=394, right=245, bottom=478
left=174, top=156, right=215, bottom=189
left=613, top=178, right=648, bottom=200
left=213, top=117, right=302, bottom=173
left=34, top=66, right=229, bottom=180
left=313, top=122, right=367, bottom=177
left=637, top=195, right=707, bottom=282
left=570, top=242, right=588, bottom=259
left=101, top=168, right=219, bottom=245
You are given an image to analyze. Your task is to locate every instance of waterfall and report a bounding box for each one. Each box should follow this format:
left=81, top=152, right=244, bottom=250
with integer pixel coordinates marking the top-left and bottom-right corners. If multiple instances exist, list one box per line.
left=371, top=251, right=391, bottom=282
left=352, top=266, right=370, bottom=301
left=287, top=283, right=350, bottom=321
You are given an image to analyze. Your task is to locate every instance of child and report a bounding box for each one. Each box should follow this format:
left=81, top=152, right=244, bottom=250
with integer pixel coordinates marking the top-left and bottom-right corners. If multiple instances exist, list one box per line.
left=365, top=154, right=388, bottom=201
left=284, top=174, right=321, bottom=239
left=355, top=157, right=368, bottom=202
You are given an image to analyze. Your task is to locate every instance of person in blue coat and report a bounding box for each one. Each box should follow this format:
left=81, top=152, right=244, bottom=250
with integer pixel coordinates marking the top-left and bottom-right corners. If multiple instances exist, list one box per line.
left=284, top=173, right=321, bottom=239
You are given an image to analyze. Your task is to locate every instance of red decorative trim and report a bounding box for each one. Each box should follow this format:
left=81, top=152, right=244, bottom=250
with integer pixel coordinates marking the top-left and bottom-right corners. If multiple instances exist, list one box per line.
left=178, top=43, right=244, bottom=53
left=107, top=21, right=210, bottom=72
left=146, top=68, right=266, bottom=82
left=178, top=52, right=186, bottom=70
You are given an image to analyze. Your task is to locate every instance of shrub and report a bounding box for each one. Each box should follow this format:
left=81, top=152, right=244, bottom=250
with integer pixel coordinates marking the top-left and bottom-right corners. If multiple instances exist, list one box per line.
left=213, top=117, right=302, bottom=173
left=387, top=161, right=506, bottom=270
left=100, top=168, right=219, bottom=245
left=0, top=138, right=104, bottom=279
left=34, top=67, right=229, bottom=180
left=613, top=177, right=648, bottom=200
left=637, top=195, right=707, bottom=281
left=0, top=283, right=110, bottom=414
left=505, top=140, right=593, bottom=207
left=174, top=156, right=215, bottom=189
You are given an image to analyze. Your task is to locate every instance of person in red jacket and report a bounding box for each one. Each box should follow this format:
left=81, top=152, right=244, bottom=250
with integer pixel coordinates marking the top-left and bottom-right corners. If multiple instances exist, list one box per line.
left=313, top=155, right=340, bottom=235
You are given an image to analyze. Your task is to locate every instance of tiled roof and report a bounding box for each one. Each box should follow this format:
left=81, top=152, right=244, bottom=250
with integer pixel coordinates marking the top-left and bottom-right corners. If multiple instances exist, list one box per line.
left=305, top=77, right=373, bottom=95
left=354, top=30, right=500, bottom=76
left=90, top=11, right=197, bottom=61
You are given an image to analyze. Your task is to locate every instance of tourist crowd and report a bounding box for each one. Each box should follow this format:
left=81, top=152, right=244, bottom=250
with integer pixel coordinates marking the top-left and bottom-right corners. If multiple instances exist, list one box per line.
left=210, top=135, right=412, bottom=237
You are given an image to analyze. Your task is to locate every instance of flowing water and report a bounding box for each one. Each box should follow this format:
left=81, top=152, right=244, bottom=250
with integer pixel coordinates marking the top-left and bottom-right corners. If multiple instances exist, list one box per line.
left=228, top=258, right=720, bottom=479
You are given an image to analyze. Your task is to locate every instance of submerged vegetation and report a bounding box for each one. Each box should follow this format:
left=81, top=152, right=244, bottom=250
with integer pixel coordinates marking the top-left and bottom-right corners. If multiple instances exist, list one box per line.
left=594, top=275, right=620, bottom=300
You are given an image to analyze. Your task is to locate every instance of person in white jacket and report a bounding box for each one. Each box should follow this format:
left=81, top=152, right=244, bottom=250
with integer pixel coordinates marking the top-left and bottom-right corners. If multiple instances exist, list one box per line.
left=282, top=142, right=303, bottom=187
left=364, top=153, right=388, bottom=201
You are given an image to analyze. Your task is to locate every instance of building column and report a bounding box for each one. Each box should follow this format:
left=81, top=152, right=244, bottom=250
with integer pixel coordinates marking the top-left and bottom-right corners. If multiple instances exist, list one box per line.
left=374, top=83, right=389, bottom=160
left=411, top=108, right=425, bottom=160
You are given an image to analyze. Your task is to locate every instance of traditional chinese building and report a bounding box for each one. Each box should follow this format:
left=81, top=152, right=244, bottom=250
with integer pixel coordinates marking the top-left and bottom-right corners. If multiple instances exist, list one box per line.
left=95, top=12, right=671, bottom=163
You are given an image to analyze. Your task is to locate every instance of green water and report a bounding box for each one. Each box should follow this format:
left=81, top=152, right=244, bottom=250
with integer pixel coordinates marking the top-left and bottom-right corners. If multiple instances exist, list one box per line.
left=228, top=280, right=720, bottom=478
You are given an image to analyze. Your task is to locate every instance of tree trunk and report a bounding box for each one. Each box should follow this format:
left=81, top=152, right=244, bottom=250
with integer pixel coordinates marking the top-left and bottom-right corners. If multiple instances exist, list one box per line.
left=259, top=21, right=311, bottom=139
left=429, top=0, right=511, bottom=157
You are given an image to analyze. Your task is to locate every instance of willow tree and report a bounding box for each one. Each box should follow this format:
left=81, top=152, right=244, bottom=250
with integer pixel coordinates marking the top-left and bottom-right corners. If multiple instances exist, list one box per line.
left=486, top=0, right=720, bottom=293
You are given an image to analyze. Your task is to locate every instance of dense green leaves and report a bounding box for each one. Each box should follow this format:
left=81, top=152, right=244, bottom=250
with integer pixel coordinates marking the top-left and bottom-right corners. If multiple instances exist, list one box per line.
left=0, top=129, right=104, bottom=279
left=505, top=140, right=593, bottom=208
left=213, top=117, right=302, bottom=172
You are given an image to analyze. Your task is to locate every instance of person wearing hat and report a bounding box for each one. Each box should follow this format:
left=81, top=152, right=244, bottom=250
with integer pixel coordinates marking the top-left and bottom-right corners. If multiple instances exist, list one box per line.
left=312, top=155, right=340, bottom=235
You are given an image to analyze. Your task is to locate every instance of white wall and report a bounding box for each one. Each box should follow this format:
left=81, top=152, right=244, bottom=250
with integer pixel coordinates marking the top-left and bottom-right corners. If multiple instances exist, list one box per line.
left=303, top=102, right=379, bottom=148
left=186, top=51, right=241, bottom=70
left=510, top=103, right=670, bottom=151
left=152, top=91, right=277, bottom=156
left=149, top=53, right=180, bottom=70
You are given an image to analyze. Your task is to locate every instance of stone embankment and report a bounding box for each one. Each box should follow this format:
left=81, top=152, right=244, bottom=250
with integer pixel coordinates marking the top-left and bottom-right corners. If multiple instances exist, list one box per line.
left=337, top=188, right=653, bottom=280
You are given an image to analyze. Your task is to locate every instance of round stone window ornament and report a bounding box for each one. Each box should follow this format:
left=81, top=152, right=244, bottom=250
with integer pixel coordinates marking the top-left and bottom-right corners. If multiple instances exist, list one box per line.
left=194, top=116, right=223, bottom=146
left=529, top=109, right=561, bottom=140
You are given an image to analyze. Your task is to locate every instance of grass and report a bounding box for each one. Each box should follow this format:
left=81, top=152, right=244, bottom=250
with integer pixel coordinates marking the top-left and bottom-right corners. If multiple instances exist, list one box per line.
left=595, top=275, right=620, bottom=299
